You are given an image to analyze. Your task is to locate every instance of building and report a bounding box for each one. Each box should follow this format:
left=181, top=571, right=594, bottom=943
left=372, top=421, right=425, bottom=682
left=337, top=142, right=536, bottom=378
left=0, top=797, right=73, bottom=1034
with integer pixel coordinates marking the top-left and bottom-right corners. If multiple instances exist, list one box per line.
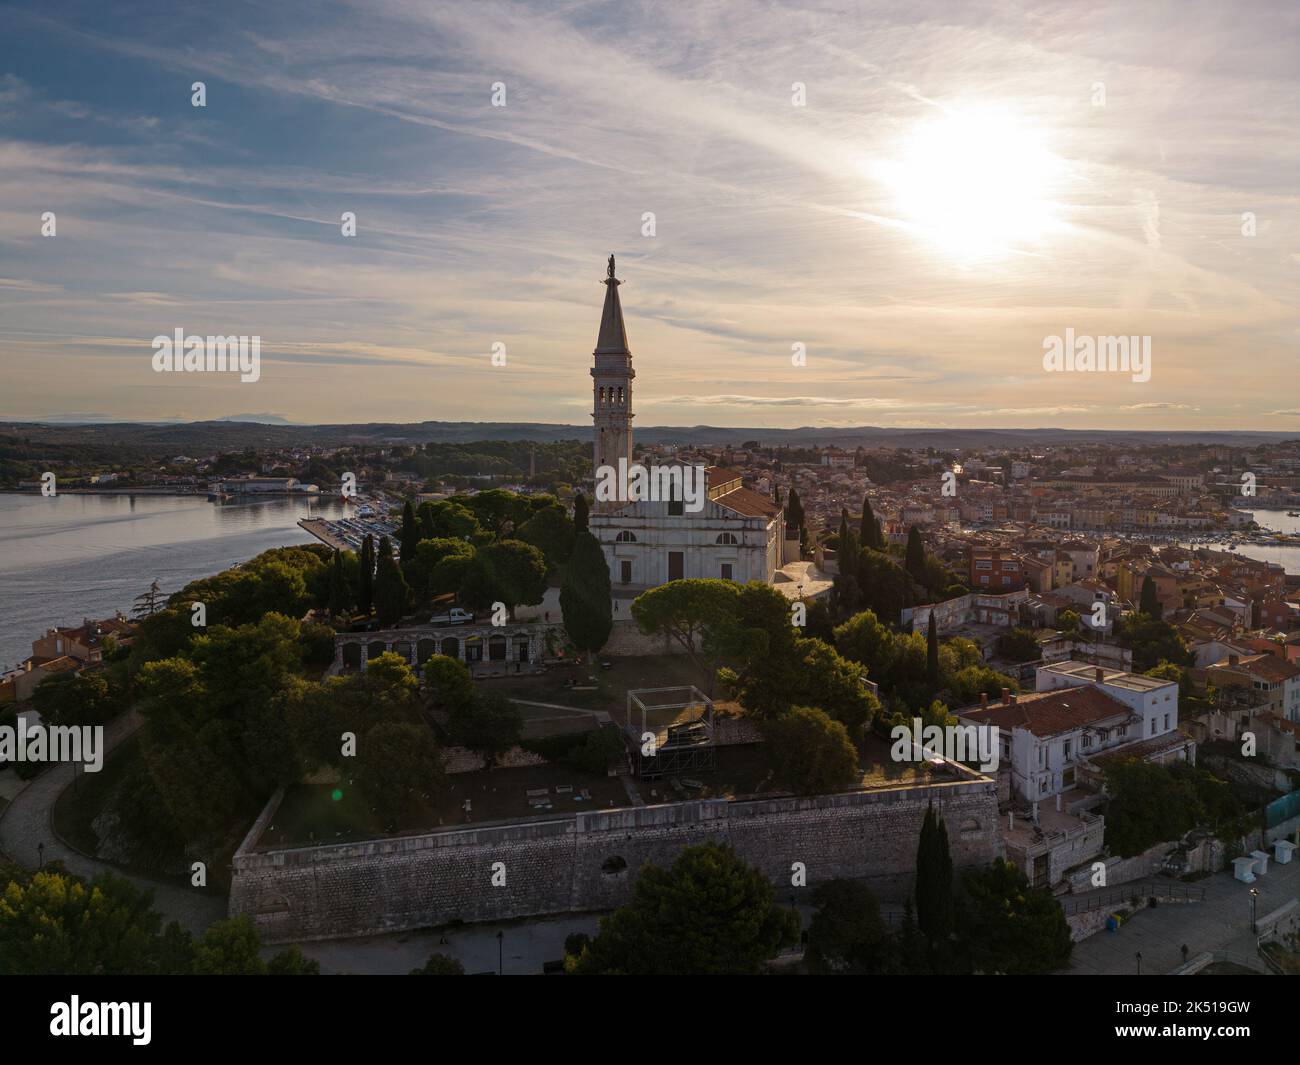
left=1203, top=653, right=1300, bottom=723
left=587, top=257, right=784, bottom=590
left=969, top=547, right=1025, bottom=591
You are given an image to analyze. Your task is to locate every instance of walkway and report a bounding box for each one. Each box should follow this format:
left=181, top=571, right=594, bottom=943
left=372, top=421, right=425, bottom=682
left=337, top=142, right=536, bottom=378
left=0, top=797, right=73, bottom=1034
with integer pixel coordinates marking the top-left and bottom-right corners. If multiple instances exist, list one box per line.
left=1061, top=851, right=1300, bottom=974
left=0, top=710, right=227, bottom=935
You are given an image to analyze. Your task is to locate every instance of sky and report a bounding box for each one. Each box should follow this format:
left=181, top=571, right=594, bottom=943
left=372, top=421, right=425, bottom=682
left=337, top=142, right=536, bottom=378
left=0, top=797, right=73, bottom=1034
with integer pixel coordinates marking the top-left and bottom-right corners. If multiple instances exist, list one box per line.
left=0, top=0, right=1296, bottom=430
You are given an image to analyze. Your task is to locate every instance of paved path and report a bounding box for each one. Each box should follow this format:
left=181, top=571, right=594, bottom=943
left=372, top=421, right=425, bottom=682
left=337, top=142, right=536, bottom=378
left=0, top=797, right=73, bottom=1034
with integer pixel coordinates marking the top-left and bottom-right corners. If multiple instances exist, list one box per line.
left=1061, top=852, right=1300, bottom=975
left=0, top=710, right=227, bottom=935
left=293, top=912, right=604, bottom=975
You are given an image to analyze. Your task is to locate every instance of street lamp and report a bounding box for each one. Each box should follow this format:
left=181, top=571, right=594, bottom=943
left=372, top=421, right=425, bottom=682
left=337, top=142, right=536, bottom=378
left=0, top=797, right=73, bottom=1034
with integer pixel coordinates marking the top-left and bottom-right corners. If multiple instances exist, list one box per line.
left=37, top=842, right=45, bottom=868
left=1135, top=951, right=1142, bottom=975
left=1249, top=888, right=1260, bottom=933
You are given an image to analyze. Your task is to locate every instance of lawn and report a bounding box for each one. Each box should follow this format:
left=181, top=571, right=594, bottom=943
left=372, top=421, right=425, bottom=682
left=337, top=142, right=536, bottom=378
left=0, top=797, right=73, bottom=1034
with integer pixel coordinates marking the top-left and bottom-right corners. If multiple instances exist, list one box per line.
left=482, top=654, right=717, bottom=720
left=259, top=762, right=631, bottom=849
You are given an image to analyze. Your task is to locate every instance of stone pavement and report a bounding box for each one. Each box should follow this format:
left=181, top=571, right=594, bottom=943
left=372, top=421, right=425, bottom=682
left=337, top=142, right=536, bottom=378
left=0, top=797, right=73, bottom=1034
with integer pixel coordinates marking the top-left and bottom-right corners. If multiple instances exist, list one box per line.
left=1061, top=850, right=1300, bottom=975
left=291, top=912, right=605, bottom=974
left=0, top=710, right=227, bottom=936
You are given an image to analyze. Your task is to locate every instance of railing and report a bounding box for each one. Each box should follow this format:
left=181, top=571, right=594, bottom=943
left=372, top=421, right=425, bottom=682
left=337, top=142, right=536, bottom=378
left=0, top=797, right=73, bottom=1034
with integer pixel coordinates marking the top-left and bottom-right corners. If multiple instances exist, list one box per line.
left=1059, top=881, right=1205, bottom=917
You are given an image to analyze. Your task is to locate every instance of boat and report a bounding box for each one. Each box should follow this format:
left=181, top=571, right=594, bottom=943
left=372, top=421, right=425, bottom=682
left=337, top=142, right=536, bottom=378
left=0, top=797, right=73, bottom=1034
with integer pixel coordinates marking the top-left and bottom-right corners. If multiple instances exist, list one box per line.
left=1287, top=511, right=1299, bottom=517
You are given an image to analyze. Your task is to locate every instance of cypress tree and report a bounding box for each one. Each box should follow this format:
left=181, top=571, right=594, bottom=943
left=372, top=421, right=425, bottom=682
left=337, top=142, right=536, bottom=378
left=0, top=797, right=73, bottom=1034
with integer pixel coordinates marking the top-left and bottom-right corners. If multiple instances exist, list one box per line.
left=1139, top=575, right=1162, bottom=620
left=560, top=531, right=613, bottom=665
left=374, top=535, right=410, bottom=627
left=327, top=549, right=350, bottom=617
left=398, top=500, right=421, bottom=573
left=915, top=802, right=954, bottom=952
left=358, top=534, right=375, bottom=617
left=573, top=492, right=589, bottom=534
left=860, top=495, right=883, bottom=551
left=926, top=612, right=940, bottom=686
left=905, top=526, right=926, bottom=582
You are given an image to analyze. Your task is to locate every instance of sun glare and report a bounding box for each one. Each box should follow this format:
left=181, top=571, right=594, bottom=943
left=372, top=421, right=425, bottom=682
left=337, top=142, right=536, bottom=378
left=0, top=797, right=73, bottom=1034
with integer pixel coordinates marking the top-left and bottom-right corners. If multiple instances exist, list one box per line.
left=877, top=105, right=1062, bottom=260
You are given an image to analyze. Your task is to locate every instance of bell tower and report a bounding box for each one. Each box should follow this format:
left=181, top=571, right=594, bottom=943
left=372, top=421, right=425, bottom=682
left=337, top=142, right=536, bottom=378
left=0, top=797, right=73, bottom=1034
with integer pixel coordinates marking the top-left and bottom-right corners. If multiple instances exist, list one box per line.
left=591, top=253, right=634, bottom=511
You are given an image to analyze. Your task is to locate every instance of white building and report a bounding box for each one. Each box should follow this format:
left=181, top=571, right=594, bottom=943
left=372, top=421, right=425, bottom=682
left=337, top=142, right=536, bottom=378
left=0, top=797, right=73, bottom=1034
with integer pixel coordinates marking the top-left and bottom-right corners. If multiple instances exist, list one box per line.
left=585, top=256, right=784, bottom=591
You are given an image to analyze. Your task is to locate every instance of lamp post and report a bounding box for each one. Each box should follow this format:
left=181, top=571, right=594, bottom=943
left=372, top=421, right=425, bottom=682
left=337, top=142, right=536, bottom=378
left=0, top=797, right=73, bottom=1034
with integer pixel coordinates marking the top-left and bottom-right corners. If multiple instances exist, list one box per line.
left=37, top=842, right=45, bottom=868
left=1249, top=888, right=1260, bottom=934
left=1135, top=951, right=1142, bottom=975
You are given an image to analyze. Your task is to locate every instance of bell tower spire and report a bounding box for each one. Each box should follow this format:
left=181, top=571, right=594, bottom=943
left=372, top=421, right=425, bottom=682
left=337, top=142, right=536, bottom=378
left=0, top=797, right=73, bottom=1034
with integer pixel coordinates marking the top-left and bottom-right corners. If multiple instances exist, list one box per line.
left=591, top=253, right=634, bottom=511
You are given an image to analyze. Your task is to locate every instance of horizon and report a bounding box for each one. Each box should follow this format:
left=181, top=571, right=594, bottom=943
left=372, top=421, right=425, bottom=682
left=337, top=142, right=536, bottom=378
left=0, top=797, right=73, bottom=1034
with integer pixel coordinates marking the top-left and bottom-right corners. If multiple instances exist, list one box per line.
left=2, top=1, right=1297, bottom=430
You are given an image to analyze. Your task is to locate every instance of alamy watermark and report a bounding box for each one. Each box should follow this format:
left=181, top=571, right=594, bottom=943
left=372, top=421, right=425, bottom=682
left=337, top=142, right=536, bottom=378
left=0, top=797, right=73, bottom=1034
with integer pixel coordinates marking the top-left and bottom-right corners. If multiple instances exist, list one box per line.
left=594, top=459, right=706, bottom=513
left=151, top=329, right=260, bottom=382
left=0, top=719, right=104, bottom=772
left=890, top=717, right=999, bottom=773
left=1042, top=328, right=1151, bottom=383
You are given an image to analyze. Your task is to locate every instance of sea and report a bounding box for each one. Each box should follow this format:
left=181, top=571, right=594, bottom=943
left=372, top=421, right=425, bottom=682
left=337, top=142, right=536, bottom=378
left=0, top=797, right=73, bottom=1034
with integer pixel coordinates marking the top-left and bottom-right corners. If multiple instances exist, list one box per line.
left=0, top=492, right=349, bottom=670
left=0, top=497, right=1296, bottom=673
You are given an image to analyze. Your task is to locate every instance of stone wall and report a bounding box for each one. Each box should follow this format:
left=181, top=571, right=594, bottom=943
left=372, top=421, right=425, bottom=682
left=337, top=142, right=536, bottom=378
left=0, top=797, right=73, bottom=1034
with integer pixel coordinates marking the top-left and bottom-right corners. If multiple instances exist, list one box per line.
left=229, top=778, right=1000, bottom=944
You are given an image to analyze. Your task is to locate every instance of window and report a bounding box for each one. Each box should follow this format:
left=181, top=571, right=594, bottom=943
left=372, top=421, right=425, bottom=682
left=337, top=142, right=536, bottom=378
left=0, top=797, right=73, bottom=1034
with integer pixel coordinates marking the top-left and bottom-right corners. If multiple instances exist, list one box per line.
left=615, top=530, right=636, bottom=542
left=668, top=552, right=684, bottom=581
left=720, top=563, right=733, bottom=580
left=668, top=497, right=684, bottom=516
left=620, top=560, right=632, bottom=584
left=617, top=387, right=624, bottom=405
left=601, top=856, right=628, bottom=876
left=975, top=560, right=992, bottom=570
left=716, top=532, right=739, bottom=545
left=1163, top=714, right=1170, bottom=730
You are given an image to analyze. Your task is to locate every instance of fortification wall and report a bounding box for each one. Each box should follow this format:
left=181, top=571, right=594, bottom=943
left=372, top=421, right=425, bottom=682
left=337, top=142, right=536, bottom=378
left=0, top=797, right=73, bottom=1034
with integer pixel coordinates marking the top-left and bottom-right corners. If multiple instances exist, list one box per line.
left=229, top=779, right=999, bottom=943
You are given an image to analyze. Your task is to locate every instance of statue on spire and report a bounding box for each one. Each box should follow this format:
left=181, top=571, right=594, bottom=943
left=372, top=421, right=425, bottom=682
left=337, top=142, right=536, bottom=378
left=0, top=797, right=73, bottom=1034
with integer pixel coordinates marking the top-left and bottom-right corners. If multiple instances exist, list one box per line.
left=607, top=253, right=615, bottom=280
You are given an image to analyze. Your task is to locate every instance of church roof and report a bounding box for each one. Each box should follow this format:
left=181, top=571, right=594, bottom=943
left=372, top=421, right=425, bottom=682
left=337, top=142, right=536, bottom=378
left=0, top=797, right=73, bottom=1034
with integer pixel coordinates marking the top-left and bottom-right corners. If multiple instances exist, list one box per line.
left=713, top=485, right=783, bottom=519
left=595, top=256, right=630, bottom=354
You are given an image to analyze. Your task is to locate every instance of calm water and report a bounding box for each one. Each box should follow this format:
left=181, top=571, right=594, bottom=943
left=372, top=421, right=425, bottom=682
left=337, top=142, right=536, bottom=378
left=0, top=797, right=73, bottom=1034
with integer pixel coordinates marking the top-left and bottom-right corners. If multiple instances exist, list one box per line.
left=0, top=493, right=348, bottom=670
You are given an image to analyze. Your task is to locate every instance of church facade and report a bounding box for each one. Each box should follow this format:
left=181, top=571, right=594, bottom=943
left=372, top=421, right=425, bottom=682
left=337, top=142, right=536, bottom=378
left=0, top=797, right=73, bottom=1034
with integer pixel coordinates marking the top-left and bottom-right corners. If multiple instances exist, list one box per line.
left=586, top=256, right=784, bottom=592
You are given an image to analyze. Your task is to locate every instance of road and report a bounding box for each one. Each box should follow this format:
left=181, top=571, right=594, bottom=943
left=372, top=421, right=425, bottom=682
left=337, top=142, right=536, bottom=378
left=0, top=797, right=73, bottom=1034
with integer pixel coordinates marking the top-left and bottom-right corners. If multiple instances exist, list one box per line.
left=0, top=710, right=227, bottom=935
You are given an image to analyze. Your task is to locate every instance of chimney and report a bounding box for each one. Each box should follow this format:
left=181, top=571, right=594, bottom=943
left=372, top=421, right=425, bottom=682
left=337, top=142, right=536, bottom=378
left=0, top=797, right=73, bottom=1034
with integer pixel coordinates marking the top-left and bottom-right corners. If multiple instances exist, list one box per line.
left=981, top=692, right=989, bottom=709
left=1010, top=693, right=1018, bottom=705
left=1056, top=793, right=1063, bottom=811
left=1228, top=654, right=1239, bottom=667
left=1094, top=667, right=1104, bottom=683
left=1002, top=687, right=1011, bottom=707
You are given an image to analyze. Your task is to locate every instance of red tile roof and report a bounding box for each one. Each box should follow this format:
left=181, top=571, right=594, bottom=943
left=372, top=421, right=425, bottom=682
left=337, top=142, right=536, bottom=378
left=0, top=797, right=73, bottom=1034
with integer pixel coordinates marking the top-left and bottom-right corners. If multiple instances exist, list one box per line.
left=957, top=687, right=1135, bottom=737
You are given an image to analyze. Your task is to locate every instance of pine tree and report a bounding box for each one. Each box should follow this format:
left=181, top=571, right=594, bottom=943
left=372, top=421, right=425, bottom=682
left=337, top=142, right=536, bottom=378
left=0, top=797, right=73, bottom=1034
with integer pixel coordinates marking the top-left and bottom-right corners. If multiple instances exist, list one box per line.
left=786, top=489, right=807, bottom=557
left=915, top=802, right=954, bottom=953
left=131, top=579, right=165, bottom=619
left=926, top=612, right=940, bottom=686
left=573, top=492, right=589, bottom=534
left=398, top=500, right=421, bottom=573
left=358, top=534, right=375, bottom=617
left=374, top=536, right=410, bottom=627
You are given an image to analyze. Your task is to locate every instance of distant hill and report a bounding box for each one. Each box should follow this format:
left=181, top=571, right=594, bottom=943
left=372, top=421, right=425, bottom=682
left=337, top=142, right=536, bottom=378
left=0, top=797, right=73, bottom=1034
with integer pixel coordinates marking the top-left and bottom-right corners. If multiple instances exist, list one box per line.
left=0, top=419, right=1295, bottom=453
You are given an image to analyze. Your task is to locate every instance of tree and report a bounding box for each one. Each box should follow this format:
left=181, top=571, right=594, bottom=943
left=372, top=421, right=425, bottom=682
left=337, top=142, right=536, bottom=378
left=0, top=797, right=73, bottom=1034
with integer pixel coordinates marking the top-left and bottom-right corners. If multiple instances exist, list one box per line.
left=572, top=843, right=800, bottom=974
left=959, top=859, right=1072, bottom=975
left=995, top=627, right=1042, bottom=663
left=354, top=721, right=446, bottom=827
left=326, top=549, right=352, bottom=617
left=1116, top=613, right=1190, bottom=672
left=926, top=613, right=940, bottom=686
left=410, top=952, right=465, bottom=975
left=793, top=638, right=881, bottom=734
left=358, top=534, right=375, bottom=617
left=785, top=488, right=807, bottom=555
left=191, top=916, right=268, bottom=975
left=915, top=802, right=953, bottom=952
left=422, top=654, right=475, bottom=714
left=373, top=536, right=410, bottom=626
left=459, top=540, right=547, bottom=618
left=267, top=945, right=321, bottom=975
left=631, top=580, right=741, bottom=691
left=561, top=531, right=613, bottom=663
left=1139, top=575, right=1163, bottom=620
left=516, top=504, right=575, bottom=571
left=418, top=500, right=481, bottom=543
left=762, top=706, right=860, bottom=794
left=1056, top=608, right=1081, bottom=634
left=860, top=495, right=884, bottom=551
left=854, top=549, right=916, bottom=624
left=32, top=670, right=123, bottom=728
left=131, top=579, right=166, bottom=620
left=0, top=870, right=165, bottom=975
left=398, top=500, right=421, bottom=574
left=446, top=692, right=523, bottom=766
left=572, top=492, right=589, bottom=534
left=904, top=527, right=926, bottom=583
left=805, top=879, right=889, bottom=974
left=405, top=538, right=474, bottom=603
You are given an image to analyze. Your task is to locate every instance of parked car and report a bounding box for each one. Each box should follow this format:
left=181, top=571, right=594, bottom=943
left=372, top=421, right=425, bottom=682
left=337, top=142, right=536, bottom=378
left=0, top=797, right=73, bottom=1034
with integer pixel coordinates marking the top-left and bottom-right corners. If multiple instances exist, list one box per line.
left=429, top=607, right=475, bottom=626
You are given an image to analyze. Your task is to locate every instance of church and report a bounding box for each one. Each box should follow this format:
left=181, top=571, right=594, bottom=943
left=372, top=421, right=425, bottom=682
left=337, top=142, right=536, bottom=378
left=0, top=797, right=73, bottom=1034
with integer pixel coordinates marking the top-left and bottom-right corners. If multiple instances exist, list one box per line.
left=586, top=256, right=785, bottom=591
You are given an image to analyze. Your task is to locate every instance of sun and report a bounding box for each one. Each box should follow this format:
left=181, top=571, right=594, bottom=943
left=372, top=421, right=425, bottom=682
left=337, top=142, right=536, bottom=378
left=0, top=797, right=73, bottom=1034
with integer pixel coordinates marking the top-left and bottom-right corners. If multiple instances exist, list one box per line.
left=876, top=105, right=1062, bottom=260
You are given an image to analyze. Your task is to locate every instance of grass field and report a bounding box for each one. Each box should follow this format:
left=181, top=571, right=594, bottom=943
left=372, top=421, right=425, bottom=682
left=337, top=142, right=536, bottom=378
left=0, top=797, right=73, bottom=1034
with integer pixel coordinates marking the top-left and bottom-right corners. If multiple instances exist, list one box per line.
left=260, top=762, right=631, bottom=849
